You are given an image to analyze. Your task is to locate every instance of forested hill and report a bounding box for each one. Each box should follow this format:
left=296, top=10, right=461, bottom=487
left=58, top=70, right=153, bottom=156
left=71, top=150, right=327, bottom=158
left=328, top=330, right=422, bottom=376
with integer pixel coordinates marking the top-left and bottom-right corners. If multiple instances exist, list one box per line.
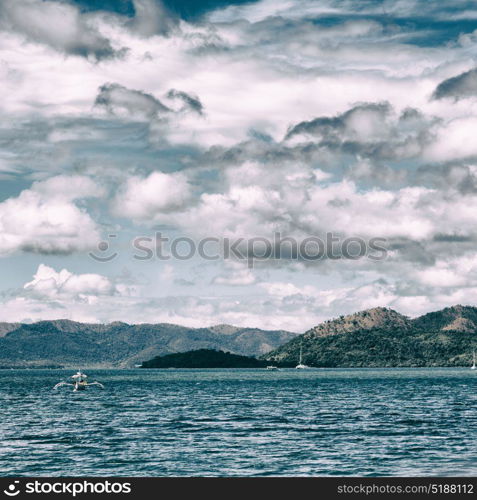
left=264, top=306, right=477, bottom=367
left=0, top=320, right=296, bottom=368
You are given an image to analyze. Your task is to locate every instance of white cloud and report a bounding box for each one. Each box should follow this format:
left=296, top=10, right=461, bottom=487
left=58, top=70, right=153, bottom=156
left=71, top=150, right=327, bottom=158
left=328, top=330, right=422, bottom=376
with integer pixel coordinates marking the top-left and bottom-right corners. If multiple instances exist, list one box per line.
left=0, top=261, right=476, bottom=331
left=112, top=171, right=192, bottom=222
left=0, top=176, right=102, bottom=255
left=0, top=0, right=116, bottom=59
left=24, top=264, right=114, bottom=299
left=415, top=254, right=477, bottom=288
left=166, top=167, right=477, bottom=246
left=1, top=0, right=477, bottom=327
left=423, top=116, right=477, bottom=162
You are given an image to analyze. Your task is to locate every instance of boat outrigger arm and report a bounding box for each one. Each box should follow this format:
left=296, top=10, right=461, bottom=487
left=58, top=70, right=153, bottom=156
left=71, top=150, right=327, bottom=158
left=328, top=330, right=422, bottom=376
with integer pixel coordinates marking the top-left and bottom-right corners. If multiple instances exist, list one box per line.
left=53, top=381, right=105, bottom=390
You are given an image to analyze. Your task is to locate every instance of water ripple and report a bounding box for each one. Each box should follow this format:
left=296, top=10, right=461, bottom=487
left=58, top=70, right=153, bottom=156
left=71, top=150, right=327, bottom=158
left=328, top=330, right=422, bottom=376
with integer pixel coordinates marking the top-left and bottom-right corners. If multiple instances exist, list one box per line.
left=0, top=368, right=476, bottom=476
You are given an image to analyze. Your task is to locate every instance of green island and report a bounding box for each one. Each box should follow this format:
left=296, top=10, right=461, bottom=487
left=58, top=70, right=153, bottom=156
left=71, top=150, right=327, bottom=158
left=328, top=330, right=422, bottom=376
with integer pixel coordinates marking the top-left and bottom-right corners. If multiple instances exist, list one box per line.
left=141, top=349, right=267, bottom=368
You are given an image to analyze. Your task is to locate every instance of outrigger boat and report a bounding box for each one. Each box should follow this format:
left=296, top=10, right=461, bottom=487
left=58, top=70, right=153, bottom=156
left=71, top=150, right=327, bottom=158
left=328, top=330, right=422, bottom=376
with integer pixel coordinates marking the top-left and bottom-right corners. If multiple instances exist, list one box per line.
left=53, top=371, right=104, bottom=391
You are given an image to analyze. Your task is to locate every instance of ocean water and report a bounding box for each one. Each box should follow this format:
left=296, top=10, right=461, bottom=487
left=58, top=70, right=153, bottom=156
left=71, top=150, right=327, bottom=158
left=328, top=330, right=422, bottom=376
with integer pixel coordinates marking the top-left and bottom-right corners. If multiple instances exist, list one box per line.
left=0, top=368, right=476, bottom=477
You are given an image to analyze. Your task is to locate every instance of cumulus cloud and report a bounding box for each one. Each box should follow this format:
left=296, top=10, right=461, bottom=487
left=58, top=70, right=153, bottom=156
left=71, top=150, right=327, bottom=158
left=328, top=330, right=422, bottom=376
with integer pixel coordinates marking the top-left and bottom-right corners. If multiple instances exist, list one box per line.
left=0, top=176, right=102, bottom=256
left=423, top=116, right=477, bottom=162
left=162, top=159, right=477, bottom=250
left=24, top=264, right=115, bottom=299
left=0, top=0, right=117, bottom=59
left=1, top=0, right=477, bottom=325
left=112, top=171, right=192, bottom=221
left=0, top=0, right=179, bottom=60
left=285, top=102, right=435, bottom=162
left=414, top=254, right=477, bottom=288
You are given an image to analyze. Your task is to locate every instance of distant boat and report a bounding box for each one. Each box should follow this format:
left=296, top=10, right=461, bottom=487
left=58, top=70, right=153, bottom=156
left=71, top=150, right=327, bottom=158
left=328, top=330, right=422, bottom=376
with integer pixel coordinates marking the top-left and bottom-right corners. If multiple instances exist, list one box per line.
left=53, top=371, right=104, bottom=391
left=295, top=344, right=309, bottom=369
left=266, top=365, right=279, bottom=371
left=472, top=350, right=476, bottom=370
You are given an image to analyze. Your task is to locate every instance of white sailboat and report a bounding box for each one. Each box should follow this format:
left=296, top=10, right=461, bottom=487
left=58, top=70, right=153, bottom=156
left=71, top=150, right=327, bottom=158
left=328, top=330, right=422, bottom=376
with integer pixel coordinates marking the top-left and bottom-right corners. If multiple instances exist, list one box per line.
left=295, top=344, right=309, bottom=369
left=472, top=350, right=476, bottom=370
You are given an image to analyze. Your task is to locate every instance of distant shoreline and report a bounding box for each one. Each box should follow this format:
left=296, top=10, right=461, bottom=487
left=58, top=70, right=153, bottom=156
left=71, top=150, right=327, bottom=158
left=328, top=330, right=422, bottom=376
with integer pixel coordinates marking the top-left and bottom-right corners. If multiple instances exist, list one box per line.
left=1, top=366, right=476, bottom=370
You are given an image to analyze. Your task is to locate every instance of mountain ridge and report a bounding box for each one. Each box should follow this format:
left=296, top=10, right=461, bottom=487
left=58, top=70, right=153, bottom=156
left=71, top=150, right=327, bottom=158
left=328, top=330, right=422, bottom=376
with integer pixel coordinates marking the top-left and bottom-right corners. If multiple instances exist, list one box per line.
left=0, top=320, right=296, bottom=368
left=2, top=304, right=477, bottom=368
left=264, top=304, right=477, bottom=367
left=304, top=307, right=412, bottom=338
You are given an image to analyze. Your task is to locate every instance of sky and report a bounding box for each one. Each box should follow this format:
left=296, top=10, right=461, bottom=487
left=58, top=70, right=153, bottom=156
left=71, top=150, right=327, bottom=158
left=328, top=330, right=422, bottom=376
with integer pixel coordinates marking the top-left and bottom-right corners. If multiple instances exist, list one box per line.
left=1, top=0, right=477, bottom=331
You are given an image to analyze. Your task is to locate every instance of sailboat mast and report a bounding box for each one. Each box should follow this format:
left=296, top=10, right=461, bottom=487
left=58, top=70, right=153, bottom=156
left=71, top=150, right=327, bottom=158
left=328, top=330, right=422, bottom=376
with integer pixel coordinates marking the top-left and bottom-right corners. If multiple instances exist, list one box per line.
left=299, top=344, right=303, bottom=364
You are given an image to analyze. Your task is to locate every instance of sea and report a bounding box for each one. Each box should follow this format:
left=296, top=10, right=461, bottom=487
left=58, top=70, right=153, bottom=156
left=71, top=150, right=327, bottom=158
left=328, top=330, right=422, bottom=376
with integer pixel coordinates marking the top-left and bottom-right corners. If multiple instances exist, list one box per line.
left=0, top=368, right=476, bottom=477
